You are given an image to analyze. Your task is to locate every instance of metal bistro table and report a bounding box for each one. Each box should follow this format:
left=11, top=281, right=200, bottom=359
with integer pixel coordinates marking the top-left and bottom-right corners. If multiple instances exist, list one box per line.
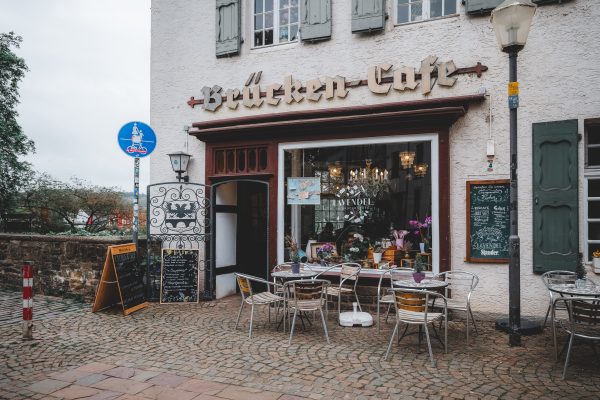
left=392, top=279, right=448, bottom=291
left=271, top=269, right=319, bottom=331
left=271, top=270, right=318, bottom=281
left=391, top=278, right=449, bottom=353
left=548, top=282, right=600, bottom=298
left=547, top=280, right=600, bottom=360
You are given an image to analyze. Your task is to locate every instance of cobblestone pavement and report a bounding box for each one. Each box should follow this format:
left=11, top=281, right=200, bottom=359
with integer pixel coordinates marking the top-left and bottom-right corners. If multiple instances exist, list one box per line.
left=0, top=289, right=599, bottom=400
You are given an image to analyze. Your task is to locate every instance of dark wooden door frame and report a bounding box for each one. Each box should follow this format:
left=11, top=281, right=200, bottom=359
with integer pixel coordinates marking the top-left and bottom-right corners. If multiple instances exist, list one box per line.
left=209, top=178, right=270, bottom=298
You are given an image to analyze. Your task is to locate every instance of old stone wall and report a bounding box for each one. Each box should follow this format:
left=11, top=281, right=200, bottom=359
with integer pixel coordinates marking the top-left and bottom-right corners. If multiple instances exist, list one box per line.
left=0, top=234, right=147, bottom=301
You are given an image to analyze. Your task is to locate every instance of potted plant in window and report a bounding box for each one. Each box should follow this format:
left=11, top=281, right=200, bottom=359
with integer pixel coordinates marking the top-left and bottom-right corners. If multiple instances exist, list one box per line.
left=285, top=235, right=301, bottom=273
left=371, top=241, right=384, bottom=265
left=413, top=254, right=426, bottom=283
left=593, top=249, right=600, bottom=274
left=409, top=215, right=432, bottom=253
left=343, top=233, right=369, bottom=262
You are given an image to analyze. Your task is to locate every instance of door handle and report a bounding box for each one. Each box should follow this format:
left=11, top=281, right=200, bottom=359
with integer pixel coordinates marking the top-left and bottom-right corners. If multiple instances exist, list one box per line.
left=535, top=197, right=539, bottom=204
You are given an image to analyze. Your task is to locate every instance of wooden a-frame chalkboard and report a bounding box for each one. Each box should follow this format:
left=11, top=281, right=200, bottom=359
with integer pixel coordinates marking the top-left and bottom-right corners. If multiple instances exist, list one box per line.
left=466, top=180, right=510, bottom=263
left=92, top=244, right=148, bottom=315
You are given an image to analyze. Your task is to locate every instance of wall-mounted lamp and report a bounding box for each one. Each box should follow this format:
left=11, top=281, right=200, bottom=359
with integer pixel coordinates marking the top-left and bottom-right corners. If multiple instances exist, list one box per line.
left=168, top=151, right=191, bottom=182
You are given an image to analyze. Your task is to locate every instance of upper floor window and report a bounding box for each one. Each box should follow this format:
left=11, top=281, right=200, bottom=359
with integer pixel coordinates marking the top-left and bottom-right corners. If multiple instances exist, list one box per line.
left=396, top=0, right=457, bottom=24
left=254, top=0, right=299, bottom=47
left=586, top=121, right=600, bottom=168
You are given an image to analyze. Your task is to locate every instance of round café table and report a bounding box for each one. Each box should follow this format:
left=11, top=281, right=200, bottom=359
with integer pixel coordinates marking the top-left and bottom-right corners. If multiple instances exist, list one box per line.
left=271, top=270, right=318, bottom=280
left=548, top=282, right=600, bottom=297
left=392, top=279, right=448, bottom=290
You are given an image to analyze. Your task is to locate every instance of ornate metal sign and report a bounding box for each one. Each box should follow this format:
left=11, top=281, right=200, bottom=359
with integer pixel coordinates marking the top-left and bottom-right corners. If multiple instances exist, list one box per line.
left=148, top=183, right=211, bottom=249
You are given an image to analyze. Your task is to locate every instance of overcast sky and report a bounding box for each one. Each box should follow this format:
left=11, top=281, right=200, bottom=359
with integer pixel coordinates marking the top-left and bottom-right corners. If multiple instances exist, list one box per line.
left=1, top=0, right=151, bottom=192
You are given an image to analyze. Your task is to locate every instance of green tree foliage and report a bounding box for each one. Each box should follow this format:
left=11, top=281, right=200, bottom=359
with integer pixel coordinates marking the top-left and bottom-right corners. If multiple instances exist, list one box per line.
left=0, top=32, right=34, bottom=214
left=23, top=174, right=129, bottom=233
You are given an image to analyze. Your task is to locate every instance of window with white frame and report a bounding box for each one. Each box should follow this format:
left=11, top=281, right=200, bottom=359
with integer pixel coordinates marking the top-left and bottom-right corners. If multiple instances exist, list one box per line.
left=585, top=121, right=600, bottom=261
left=254, top=0, right=299, bottom=47
left=396, top=0, right=457, bottom=24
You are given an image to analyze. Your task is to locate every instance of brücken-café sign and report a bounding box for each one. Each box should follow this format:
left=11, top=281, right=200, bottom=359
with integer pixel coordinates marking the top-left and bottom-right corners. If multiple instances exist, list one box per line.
left=187, top=55, right=487, bottom=112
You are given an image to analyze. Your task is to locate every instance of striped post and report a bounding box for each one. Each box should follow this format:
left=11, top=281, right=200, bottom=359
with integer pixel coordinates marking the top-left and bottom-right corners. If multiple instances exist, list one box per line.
left=23, top=261, right=33, bottom=339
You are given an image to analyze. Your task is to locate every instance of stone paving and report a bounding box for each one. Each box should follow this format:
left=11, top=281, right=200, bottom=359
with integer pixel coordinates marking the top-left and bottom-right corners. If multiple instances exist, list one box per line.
left=0, top=288, right=599, bottom=400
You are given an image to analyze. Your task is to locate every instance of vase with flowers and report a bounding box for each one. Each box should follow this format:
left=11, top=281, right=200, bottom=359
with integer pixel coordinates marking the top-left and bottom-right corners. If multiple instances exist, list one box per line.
left=285, top=235, right=301, bottom=273
left=317, top=242, right=335, bottom=265
left=343, top=233, right=369, bottom=262
left=409, top=215, right=432, bottom=253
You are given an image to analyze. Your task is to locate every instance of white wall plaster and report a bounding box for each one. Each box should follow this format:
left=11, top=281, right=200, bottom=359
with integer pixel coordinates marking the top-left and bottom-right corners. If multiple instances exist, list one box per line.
left=151, top=0, right=600, bottom=316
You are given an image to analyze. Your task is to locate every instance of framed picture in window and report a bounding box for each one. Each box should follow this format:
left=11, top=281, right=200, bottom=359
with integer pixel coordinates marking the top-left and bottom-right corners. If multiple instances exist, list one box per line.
left=309, top=242, right=338, bottom=261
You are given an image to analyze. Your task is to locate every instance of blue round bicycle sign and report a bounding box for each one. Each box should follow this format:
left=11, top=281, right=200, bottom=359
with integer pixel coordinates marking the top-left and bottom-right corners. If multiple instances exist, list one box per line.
left=117, top=121, right=157, bottom=158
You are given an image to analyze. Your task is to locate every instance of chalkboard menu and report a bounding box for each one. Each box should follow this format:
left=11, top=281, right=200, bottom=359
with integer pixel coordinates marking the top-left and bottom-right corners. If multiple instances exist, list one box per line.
left=112, top=249, right=146, bottom=311
left=466, top=180, right=510, bottom=263
left=92, top=244, right=148, bottom=316
left=160, top=249, right=199, bottom=303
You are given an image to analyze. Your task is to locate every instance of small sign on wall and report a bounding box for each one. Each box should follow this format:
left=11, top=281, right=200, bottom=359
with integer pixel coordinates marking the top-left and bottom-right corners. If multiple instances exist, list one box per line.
left=287, top=177, right=321, bottom=205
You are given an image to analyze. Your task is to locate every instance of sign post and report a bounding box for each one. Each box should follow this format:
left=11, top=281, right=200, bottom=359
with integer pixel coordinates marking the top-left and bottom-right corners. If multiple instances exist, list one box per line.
left=117, top=122, right=157, bottom=246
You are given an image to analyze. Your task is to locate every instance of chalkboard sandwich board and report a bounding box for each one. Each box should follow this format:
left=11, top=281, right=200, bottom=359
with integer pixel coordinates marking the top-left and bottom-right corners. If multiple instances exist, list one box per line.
left=92, top=244, right=148, bottom=315
left=160, top=249, right=199, bottom=304
left=466, top=180, right=510, bottom=263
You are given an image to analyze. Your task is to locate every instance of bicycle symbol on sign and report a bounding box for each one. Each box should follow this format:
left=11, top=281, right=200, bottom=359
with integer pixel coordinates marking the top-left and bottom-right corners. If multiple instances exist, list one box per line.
left=126, top=123, right=148, bottom=155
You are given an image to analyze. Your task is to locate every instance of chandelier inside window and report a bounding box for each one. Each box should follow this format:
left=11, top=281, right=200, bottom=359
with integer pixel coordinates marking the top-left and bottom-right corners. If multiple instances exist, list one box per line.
left=328, top=162, right=343, bottom=180
left=346, top=159, right=389, bottom=198
left=400, top=151, right=416, bottom=169
left=414, top=162, right=428, bottom=178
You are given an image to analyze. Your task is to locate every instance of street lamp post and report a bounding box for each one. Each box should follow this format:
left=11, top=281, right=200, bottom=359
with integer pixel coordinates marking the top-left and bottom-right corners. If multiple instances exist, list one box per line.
left=491, top=0, right=537, bottom=347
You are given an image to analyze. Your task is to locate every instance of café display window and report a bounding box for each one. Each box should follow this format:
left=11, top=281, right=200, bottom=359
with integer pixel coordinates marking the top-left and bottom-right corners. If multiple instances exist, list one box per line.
left=279, top=135, right=439, bottom=272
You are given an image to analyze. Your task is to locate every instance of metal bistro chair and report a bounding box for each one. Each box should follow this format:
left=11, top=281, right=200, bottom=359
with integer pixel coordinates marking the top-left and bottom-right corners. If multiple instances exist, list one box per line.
left=284, top=279, right=331, bottom=345
left=314, top=263, right=362, bottom=317
left=434, top=271, right=479, bottom=344
left=234, top=273, right=283, bottom=338
left=377, top=267, right=414, bottom=333
left=384, top=287, right=448, bottom=367
left=541, top=270, right=577, bottom=328
left=553, top=296, right=600, bottom=380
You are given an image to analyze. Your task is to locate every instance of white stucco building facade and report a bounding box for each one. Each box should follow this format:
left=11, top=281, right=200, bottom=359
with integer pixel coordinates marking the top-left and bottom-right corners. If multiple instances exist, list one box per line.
left=150, top=0, right=600, bottom=317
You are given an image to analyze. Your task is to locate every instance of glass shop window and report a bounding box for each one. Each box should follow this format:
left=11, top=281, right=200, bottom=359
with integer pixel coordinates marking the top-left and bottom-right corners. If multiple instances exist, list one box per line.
left=284, top=142, right=432, bottom=267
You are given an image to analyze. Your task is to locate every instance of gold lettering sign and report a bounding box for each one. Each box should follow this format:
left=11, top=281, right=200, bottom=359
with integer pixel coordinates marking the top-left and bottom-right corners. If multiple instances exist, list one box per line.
left=191, top=56, right=483, bottom=112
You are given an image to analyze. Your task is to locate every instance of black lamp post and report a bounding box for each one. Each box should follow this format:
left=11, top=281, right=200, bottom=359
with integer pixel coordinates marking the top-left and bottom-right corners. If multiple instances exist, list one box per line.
left=168, top=151, right=191, bottom=182
left=491, top=0, right=537, bottom=346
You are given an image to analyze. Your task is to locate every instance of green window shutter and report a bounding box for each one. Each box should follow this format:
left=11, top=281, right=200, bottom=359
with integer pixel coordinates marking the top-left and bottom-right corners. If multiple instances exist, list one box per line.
left=532, top=119, right=579, bottom=273
left=301, top=0, right=332, bottom=42
left=351, top=0, right=386, bottom=33
left=216, top=0, right=241, bottom=58
left=465, top=0, right=503, bottom=15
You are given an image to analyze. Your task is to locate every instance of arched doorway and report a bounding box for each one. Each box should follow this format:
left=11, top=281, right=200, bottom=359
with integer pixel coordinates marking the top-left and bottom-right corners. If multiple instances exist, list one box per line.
left=210, top=179, right=269, bottom=298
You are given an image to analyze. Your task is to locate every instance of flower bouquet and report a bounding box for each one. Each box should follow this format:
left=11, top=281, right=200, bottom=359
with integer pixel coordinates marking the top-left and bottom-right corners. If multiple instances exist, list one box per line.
left=316, top=242, right=335, bottom=265
left=409, top=215, right=432, bottom=253
left=343, top=233, right=369, bottom=262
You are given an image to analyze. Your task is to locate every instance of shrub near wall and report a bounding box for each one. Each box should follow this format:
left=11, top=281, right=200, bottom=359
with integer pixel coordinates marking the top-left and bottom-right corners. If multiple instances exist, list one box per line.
left=0, top=234, right=145, bottom=301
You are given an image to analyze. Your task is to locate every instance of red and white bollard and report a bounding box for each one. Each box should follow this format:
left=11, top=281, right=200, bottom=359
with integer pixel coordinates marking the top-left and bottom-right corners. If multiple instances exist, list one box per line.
left=23, top=261, right=33, bottom=340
